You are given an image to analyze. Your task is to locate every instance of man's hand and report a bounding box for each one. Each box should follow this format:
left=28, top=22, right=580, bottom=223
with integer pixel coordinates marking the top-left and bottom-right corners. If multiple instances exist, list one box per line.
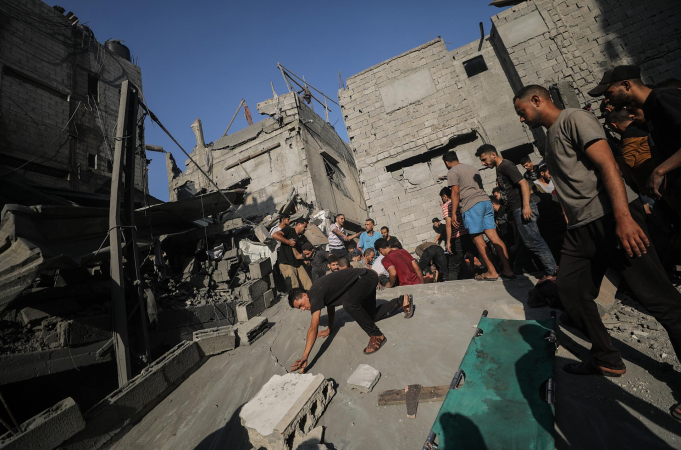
left=615, top=216, right=649, bottom=257
left=451, top=215, right=459, bottom=228
left=647, top=169, right=664, bottom=199
left=317, top=328, right=331, bottom=338
left=377, top=283, right=386, bottom=291
left=290, top=357, right=308, bottom=373
left=447, top=241, right=452, bottom=253
left=287, top=238, right=296, bottom=246
left=522, top=205, right=533, bottom=222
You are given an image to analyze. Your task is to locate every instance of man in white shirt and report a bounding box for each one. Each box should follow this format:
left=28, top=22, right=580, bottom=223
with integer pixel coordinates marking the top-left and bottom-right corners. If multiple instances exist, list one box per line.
left=328, top=214, right=361, bottom=258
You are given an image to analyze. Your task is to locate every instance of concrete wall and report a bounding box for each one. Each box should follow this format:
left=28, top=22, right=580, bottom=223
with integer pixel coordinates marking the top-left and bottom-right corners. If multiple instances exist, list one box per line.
left=338, top=38, right=533, bottom=251
left=168, top=93, right=365, bottom=224
left=0, top=0, right=147, bottom=194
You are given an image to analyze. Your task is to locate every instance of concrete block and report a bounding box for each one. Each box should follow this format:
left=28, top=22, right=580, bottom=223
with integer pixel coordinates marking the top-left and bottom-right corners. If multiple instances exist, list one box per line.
left=293, top=426, right=324, bottom=450
left=60, top=315, right=112, bottom=347
left=236, top=296, right=266, bottom=323
left=240, top=373, right=335, bottom=450
left=240, top=279, right=269, bottom=303
left=0, top=397, right=85, bottom=450
left=149, top=340, right=202, bottom=386
left=249, top=258, right=273, bottom=279
left=235, top=317, right=269, bottom=345
left=347, top=364, right=381, bottom=393
left=193, top=326, right=236, bottom=356
left=263, top=289, right=276, bottom=309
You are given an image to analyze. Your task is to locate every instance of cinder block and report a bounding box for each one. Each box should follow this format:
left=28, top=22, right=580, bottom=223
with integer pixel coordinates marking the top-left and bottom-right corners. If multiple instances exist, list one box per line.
left=239, top=279, right=269, bottom=303
left=235, top=317, right=269, bottom=345
left=236, top=296, right=266, bottom=323
left=263, top=289, right=276, bottom=309
left=0, top=397, right=85, bottom=450
left=240, top=373, right=335, bottom=450
left=193, top=326, right=237, bottom=356
left=249, top=258, right=273, bottom=279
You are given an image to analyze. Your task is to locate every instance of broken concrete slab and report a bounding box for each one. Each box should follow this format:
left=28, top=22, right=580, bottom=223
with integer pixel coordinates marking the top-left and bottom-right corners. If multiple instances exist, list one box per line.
left=20, top=299, right=80, bottom=326
left=293, top=425, right=324, bottom=449
left=236, top=296, right=266, bottom=323
left=240, top=373, right=335, bottom=450
left=347, top=364, right=380, bottom=393
left=235, top=317, right=269, bottom=346
left=263, top=289, right=276, bottom=309
left=0, top=397, right=85, bottom=450
left=193, top=325, right=236, bottom=356
left=249, top=258, right=272, bottom=279
left=595, top=269, right=620, bottom=317
left=59, top=315, right=112, bottom=347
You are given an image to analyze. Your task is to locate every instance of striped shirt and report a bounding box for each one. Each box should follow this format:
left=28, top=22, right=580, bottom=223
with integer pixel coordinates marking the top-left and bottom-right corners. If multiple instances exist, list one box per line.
left=442, top=201, right=468, bottom=239
left=328, top=223, right=346, bottom=250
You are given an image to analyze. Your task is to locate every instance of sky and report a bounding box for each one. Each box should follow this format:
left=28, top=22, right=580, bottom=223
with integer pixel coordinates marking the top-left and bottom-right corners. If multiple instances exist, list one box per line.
left=56, top=0, right=509, bottom=201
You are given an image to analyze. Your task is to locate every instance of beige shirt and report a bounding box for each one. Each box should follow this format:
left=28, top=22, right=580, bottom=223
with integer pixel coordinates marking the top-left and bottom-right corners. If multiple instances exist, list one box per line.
left=447, top=163, right=490, bottom=213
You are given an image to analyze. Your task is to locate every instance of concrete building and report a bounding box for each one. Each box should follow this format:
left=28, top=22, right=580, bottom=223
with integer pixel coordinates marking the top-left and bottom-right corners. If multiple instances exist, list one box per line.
left=167, top=92, right=366, bottom=226
left=0, top=0, right=148, bottom=197
left=339, top=0, right=681, bottom=251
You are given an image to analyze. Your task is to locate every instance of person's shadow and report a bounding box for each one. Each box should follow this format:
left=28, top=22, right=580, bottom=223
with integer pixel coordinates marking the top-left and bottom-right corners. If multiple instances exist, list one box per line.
left=438, top=413, right=488, bottom=449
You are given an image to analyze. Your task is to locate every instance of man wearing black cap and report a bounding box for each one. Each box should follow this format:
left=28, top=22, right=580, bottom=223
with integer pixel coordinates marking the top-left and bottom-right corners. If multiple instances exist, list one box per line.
left=601, top=65, right=681, bottom=209
left=514, top=83, right=681, bottom=421
left=432, top=217, right=447, bottom=247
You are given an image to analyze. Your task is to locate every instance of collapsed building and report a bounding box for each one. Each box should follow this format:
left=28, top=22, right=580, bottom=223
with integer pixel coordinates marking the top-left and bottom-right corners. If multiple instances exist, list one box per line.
left=339, top=0, right=681, bottom=251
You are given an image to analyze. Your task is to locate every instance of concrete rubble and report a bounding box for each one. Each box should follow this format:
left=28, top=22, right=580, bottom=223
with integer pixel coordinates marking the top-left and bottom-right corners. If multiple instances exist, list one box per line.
left=239, top=373, right=335, bottom=450
left=347, top=364, right=381, bottom=393
left=193, top=325, right=237, bottom=356
left=236, top=317, right=270, bottom=346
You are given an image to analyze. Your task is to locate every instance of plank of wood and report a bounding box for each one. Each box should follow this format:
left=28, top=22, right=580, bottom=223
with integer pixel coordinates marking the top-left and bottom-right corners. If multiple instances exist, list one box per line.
left=378, top=385, right=449, bottom=406
left=405, top=384, right=423, bottom=418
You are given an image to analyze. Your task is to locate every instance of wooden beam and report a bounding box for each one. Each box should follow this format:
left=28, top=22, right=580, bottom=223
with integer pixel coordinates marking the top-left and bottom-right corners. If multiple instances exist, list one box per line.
left=378, top=385, right=449, bottom=406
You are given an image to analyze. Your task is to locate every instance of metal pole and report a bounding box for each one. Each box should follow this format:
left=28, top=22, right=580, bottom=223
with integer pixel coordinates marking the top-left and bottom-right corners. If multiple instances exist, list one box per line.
left=0, top=392, right=20, bottom=433
left=222, top=99, right=245, bottom=137
left=324, top=98, right=329, bottom=123
left=110, top=80, right=132, bottom=387
left=277, top=63, right=293, bottom=93
left=277, top=63, right=339, bottom=105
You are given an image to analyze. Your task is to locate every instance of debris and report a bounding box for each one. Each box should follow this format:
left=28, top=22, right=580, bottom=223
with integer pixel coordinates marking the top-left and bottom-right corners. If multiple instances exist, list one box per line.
left=249, top=258, right=273, bottom=280
left=294, top=425, right=325, bottom=450
left=405, top=384, right=423, bottom=418
left=347, top=364, right=380, bottom=393
left=193, top=326, right=236, bottom=356
left=377, top=385, right=449, bottom=406
left=239, top=373, right=335, bottom=450
left=235, top=317, right=269, bottom=346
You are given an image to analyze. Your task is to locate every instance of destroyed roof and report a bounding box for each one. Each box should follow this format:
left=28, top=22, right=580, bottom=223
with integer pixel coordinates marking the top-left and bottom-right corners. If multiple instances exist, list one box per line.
left=212, top=118, right=280, bottom=151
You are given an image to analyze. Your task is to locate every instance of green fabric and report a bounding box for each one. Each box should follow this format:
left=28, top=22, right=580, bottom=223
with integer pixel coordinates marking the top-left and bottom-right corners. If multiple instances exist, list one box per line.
left=429, top=317, right=555, bottom=450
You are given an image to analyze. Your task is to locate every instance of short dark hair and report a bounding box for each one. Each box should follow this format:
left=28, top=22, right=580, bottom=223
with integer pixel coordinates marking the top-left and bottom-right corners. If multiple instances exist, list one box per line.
left=365, top=218, right=375, bottom=225
left=334, top=214, right=344, bottom=221
left=489, top=195, right=500, bottom=205
left=338, top=257, right=350, bottom=268
left=381, top=226, right=389, bottom=232
left=439, top=187, right=451, bottom=198
left=442, top=151, right=459, bottom=163
left=519, top=156, right=532, bottom=165
left=288, top=288, right=306, bottom=307
left=475, top=144, right=497, bottom=158
left=364, top=248, right=375, bottom=256
left=295, top=218, right=309, bottom=225
left=374, top=238, right=390, bottom=250
left=538, top=164, right=549, bottom=174
left=301, top=242, right=314, bottom=251
left=607, top=108, right=632, bottom=124
left=432, top=217, right=440, bottom=223
left=654, top=78, right=681, bottom=89
left=492, top=186, right=502, bottom=194
left=513, top=85, right=551, bottom=103
left=279, top=214, right=290, bottom=222
left=327, top=254, right=339, bottom=263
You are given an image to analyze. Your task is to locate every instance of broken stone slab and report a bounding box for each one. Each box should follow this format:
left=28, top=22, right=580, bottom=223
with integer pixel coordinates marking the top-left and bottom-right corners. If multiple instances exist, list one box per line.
left=240, top=373, right=335, bottom=450
left=193, top=325, right=236, bottom=356
left=237, top=296, right=266, bottom=323
left=347, top=364, right=380, bottom=393
left=293, top=426, right=324, bottom=450
left=595, top=269, right=619, bottom=317
left=20, top=299, right=80, bottom=326
left=0, top=397, right=85, bottom=450
left=235, top=317, right=269, bottom=346
left=240, top=279, right=269, bottom=303
left=249, top=258, right=273, bottom=279
left=59, top=315, right=112, bottom=347
left=264, top=289, right=276, bottom=308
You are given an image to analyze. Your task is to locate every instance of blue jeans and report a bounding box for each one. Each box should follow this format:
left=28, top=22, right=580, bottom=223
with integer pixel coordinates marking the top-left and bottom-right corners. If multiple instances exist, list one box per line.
left=511, top=203, right=557, bottom=276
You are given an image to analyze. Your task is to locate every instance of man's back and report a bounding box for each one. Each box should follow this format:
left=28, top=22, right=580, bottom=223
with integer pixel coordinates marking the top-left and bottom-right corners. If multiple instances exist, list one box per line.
left=382, top=248, right=422, bottom=286
left=643, top=88, right=681, bottom=159
left=447, top=163, right=489, bottom=213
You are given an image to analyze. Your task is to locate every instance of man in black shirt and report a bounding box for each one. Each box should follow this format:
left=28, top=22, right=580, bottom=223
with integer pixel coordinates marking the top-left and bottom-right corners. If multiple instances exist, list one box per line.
left=277, top=218, right=312, bottom=291
left=380, top=226, right=402, bottom=249
left=520, top=156, right=541, bottom=182
left=301, top=242, right=329, bottom=282
left=288, top=269, right=413, bottom=372
left=476, top=145, right=557, bottom=278
left=432, top=218, right=446, bottom=246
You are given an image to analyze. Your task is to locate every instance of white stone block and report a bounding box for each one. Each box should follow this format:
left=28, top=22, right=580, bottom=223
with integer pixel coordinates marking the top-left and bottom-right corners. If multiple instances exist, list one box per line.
left=347, top=364, right=381, bottom=393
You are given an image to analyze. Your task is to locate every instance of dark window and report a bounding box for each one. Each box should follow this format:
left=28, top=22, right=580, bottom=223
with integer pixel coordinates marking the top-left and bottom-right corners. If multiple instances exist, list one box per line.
left=463, top=56, right=488, bottom=78
left=88, top=153, right=97, bottom=169
left=88, top=73, right=100, bottom=103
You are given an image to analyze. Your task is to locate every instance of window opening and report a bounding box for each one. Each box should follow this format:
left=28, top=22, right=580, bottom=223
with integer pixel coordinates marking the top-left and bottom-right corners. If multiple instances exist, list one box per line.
left=463, top=56, right=488, bottom=78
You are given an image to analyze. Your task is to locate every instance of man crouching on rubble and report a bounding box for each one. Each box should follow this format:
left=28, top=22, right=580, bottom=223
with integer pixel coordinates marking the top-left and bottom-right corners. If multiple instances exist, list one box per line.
left=288, top=268, right=414, bottom=372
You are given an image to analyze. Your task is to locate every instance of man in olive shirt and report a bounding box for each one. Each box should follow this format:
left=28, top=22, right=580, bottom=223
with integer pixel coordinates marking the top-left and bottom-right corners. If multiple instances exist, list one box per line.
left=513, top=84, right=681, bottom=421
left=288, top=269, right=413, bottom=372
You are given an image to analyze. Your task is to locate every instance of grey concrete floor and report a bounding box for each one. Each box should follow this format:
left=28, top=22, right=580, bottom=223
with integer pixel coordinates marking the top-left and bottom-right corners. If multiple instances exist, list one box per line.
left=109, top=276, right=681, bottom=450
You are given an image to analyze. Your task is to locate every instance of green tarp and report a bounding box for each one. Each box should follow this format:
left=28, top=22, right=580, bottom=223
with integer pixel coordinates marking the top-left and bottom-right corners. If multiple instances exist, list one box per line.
left=426, top=316, right=556, bottom=450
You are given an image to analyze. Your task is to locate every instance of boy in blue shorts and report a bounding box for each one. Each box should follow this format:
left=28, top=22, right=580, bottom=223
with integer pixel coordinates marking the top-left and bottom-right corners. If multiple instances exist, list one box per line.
left=442, top=151, right=514, bottom=281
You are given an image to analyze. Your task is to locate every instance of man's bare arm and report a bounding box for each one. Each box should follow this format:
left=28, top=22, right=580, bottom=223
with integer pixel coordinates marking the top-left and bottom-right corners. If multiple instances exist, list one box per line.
left=649, top=148, right=681, bottom=197
left=518, top=179, right=533, bottom=221
left=318, top=307, right=335, bottom=338
left=272, top=230, right=295, bottom=246
left=386, top=266, right=397, bottom=288
left=291, top=310, right=320, bottom=373
left=584, top=139, right=649, bottom=257
left=412, top=260, right=425, bottom=283
left=445, top=217, right=452, bottom=252
left=450, top=186, right=461, bottom=227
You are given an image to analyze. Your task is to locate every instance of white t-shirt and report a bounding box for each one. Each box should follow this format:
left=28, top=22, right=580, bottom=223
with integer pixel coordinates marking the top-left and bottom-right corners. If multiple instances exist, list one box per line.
left=534, top=179, right=555, bottom=194
left=328, top=223, right=346, bottom=250
left=372, top=255, right=389, bottom=277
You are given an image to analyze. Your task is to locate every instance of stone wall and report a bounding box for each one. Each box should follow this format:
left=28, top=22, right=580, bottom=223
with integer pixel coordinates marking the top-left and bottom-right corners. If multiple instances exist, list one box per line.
left=0, top=0, right=147, bottom=194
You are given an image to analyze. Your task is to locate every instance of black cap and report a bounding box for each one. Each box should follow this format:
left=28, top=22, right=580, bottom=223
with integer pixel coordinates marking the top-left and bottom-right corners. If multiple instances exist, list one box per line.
left=588, top=66, right=641, bottom=97
left=587, top=70, right=613, bottom=97
left=432, top=217, right=440, bottom=223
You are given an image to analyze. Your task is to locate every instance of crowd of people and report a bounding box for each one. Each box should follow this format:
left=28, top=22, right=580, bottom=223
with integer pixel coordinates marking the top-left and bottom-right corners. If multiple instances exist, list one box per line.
left=277, top=63, right=681, bottom=421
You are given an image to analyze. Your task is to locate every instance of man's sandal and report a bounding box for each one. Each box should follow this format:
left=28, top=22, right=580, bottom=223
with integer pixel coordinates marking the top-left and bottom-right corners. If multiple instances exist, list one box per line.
left=403, top=294, right=414, bottom=319
left=364, top=335, right=387, bottom=355
left=672, top=404, right=681, bottom=421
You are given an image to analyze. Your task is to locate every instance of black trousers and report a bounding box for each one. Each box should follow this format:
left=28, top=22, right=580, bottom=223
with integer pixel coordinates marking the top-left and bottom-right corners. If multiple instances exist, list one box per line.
left=330, top=247, right=349, bottom=258
left=557, top=199, right=681, bottom=369
left=448, top=234, right=475, bottom=280
left=340, top=271, right=402, bottom=337
left=418, top=246, right=449, bottom=281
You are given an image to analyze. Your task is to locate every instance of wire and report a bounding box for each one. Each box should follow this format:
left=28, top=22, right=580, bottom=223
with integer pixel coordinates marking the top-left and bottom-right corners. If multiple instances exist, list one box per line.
left=1, top=101, right=82, bottom=176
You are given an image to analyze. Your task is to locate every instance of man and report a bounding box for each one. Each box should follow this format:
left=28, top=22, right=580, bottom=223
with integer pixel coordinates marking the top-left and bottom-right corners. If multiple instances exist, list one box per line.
left=490, top=195, right=513, bottom=248
left=327, top=254, right=340, bottom=273
left=533, top=165, right=554, bottom=194
left=276, top=218, right=312, bottom=291
left=513, top=84, right=681, bottom=420
left=328, top=214, right=361, bottom=258
left=269, top=214, right=290, bottom=237
left=337, top=257, right=351, bottom=270
left=379, top=226, right=402, bottom=249
left=350, top=249, right=369, bottom=269
left=288, top=269, right=414, bottom=371
left=374, top=238, right=423, bottom=287
left=302, top=242, right=329, bottom=282
left=358, top=219, right=381, bottom=253
left=371, top=251, right=391, bottom=285
left=440, top=186, right=474, bottom=280
left=476, top=145, right=557, bottom=279
left=432, top=218, right=447, bottom=247
left=529, top=166, right=567, bottom=264
left=442, top=151, right=514, bottom=281
left=520, top=156, right=541, bottom=182
left=415, top=241, right=448, bottom=282
left=602, top=65, right=681, bottom=209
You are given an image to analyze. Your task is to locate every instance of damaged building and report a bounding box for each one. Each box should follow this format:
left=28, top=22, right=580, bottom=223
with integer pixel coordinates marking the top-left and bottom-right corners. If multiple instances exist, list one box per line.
left=339, top=0, right=681, bottom=251
left=167, top=91, right=367, bottom=228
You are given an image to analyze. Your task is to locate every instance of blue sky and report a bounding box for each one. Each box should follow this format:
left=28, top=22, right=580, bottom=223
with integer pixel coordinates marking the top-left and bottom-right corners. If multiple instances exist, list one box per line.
left=57, top=0, right=508, bottom=200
